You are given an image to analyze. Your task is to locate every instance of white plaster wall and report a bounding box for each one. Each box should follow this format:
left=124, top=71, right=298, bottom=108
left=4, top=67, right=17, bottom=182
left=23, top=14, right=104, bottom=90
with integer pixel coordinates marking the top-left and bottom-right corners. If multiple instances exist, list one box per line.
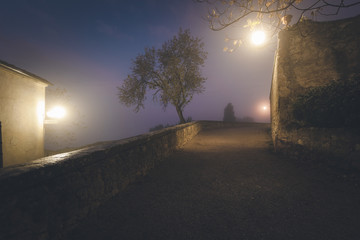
left=0, top=66, right=46, bottom=167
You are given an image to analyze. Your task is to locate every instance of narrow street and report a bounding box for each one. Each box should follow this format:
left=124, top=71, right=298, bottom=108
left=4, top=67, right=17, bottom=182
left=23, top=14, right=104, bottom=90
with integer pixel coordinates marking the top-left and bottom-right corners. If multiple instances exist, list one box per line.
left=65, top=124, right=360, bottom=240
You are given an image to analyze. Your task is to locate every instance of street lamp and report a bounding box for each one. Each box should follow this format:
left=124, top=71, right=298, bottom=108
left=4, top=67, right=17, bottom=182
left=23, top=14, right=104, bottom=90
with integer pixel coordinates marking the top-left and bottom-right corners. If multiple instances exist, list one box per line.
left=251, top=30, right=266, bottom=46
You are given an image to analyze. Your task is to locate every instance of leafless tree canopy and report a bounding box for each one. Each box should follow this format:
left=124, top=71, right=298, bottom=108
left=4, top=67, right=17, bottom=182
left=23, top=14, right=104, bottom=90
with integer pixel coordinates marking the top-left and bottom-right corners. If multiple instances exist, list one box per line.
left=196, top=0, right=360, bottom=48
left=197, top=0, right=360, bottom=30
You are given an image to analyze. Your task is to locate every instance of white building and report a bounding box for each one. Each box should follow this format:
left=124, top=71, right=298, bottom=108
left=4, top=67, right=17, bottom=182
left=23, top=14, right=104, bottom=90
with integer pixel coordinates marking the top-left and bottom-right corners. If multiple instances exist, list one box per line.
left=0, top=60, right=51, bottom=167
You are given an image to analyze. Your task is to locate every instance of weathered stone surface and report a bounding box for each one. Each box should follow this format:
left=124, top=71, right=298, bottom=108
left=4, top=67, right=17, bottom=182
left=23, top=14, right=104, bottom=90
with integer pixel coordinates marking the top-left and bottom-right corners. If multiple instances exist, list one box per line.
left=271, top=15, right=360, bottom=160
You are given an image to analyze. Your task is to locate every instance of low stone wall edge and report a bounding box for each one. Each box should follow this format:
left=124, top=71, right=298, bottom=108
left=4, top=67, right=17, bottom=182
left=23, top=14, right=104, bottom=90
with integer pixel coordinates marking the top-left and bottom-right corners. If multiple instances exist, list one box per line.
left=274, top=127, right=360, bottom=169
left=0, top=121, right=204, bottom=240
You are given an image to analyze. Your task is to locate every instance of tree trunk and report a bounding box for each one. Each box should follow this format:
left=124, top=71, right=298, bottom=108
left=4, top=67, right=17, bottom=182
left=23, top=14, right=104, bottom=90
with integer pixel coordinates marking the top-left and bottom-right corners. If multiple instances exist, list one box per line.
left=175, top=106, right=186, bottom=124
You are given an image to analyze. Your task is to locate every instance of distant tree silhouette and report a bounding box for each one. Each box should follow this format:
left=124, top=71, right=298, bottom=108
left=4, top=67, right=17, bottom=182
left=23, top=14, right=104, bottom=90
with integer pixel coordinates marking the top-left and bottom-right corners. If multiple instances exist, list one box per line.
left=223, top=103, right=236, bottom=122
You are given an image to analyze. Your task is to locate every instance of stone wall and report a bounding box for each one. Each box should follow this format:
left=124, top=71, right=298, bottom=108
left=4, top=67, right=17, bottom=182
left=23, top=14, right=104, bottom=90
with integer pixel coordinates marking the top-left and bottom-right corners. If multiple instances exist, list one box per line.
left=0, top=121, right=247, bottom=240
left=270, top=15, right=360, bottom=161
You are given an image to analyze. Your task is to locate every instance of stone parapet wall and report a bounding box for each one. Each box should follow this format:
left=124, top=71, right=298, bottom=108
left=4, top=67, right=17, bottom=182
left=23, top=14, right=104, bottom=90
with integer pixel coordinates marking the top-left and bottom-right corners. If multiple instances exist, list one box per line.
left=0, top=121, right=256, bottom=240
left=200, top=120, right=264, bottom=129
left=0, top=121, right=206, bottom=240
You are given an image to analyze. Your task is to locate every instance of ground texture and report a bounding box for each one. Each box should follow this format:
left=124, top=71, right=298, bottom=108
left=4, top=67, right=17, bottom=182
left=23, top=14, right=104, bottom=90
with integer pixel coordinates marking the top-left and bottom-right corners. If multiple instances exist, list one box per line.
left=65, top=125, right=360, bottom=240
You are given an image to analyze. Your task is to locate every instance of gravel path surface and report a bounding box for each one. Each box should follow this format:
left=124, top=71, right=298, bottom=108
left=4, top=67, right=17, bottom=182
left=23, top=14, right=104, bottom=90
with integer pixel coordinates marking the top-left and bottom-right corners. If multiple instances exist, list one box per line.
left=65, top=124, right=360, bottom=240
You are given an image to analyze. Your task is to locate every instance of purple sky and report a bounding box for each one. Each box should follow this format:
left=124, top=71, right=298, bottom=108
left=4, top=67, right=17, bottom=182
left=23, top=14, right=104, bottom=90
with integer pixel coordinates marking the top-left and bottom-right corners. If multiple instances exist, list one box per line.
left=1, top=0, right=359, bottom=149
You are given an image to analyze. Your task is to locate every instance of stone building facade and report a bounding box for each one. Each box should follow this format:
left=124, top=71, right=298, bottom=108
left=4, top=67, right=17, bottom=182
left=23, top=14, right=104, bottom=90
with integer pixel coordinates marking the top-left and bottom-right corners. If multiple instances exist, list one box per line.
left=0, top=60, right=51, bottom=167
left=270, top=15, right=360, bottom=156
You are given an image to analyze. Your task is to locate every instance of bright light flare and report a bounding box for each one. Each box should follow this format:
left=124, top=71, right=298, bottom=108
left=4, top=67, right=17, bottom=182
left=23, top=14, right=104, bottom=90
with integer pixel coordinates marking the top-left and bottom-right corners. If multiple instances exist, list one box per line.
left=256, top=102, right=270, bottom=116
left=255, top=102, right=270, bottom=123
left=46, top=106, right=66, bottom=119
left=259, top=104, right=269, bottom=113
left=251, top=31, right=266, bottom=46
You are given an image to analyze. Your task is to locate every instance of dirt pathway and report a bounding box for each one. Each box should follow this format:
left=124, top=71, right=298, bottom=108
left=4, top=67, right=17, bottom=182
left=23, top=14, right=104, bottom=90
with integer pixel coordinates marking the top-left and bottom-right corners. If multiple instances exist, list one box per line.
left=65, top=124, right=360, bottom=240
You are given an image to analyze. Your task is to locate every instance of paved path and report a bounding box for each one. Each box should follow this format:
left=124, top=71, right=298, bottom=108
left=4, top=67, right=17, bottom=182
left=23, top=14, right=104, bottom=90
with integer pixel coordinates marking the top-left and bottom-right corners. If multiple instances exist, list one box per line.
left=65, top=124, right=360, bottom=240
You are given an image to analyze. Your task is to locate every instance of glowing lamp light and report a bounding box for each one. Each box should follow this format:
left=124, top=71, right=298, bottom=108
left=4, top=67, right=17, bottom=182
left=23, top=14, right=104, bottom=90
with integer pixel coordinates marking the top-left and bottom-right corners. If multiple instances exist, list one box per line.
left=251, top=31, right=266, bottom=46
left=260, top=105, right=269, bottom=112
left=255, top=102, right=270, bottom=123
left=257, top=103, right=270, bottom=115
left=46, top=106, right=66, bottom=119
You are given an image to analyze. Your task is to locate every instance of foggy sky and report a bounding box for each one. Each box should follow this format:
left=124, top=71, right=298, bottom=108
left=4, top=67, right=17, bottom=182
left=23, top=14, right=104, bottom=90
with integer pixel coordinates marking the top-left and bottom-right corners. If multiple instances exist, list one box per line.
left=1, top=0, right=359, bottom=149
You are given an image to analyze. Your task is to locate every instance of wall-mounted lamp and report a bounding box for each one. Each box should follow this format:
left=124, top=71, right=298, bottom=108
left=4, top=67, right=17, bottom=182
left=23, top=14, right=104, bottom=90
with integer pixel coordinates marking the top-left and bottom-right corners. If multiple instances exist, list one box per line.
left=44, top=106, right=66, bottom=124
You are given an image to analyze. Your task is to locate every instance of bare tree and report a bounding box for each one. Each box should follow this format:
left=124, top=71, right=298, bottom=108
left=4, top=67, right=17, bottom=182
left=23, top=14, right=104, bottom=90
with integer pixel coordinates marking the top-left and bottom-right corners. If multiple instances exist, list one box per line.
left=196, top=0, right=360, bottom=50
left=118, top=29, right=207, bottom=124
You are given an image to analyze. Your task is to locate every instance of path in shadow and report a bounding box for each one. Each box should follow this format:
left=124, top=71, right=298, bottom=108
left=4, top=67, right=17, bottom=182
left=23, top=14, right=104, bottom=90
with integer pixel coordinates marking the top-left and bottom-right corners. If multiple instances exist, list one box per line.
left=65, top=124, right=360, bottom=240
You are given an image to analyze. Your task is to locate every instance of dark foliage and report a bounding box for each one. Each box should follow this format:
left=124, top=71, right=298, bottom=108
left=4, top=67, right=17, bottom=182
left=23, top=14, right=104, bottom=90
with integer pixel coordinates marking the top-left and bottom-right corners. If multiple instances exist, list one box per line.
left=223, top=103, right=236, bottom=122
left=238, top=116, right=254, bottom=123
left=186, top=116, right=193, bottom=123
left=149, top=123, right=173, bottom=132
left=292, top=79, right=360, bottom=129
left=149, top=124, right=165, bottom=132
left=149, top=116, right=192, bottom=132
